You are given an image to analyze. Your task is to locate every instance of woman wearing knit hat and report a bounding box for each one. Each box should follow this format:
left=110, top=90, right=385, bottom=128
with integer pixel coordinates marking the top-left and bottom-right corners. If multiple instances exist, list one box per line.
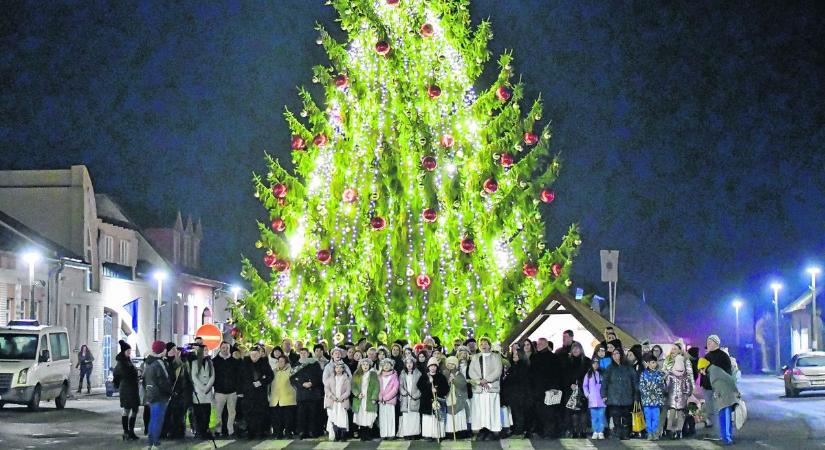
left=352, top=358, right=379, bottom=440
left=418, top=357, right=449, bottom=441
left=378, top=358, right=399, bottom=438
left=324, top=361, right=351, bottom=441
left=397, top=356, right=422, bottom=438
left=700, top=335, right=733, bottom=431
left=113, top=340, right=140, bottom=441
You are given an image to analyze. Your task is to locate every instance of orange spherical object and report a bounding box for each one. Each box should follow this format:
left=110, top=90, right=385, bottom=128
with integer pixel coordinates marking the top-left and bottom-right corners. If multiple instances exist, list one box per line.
left=342, top=188, right=358, bottom=203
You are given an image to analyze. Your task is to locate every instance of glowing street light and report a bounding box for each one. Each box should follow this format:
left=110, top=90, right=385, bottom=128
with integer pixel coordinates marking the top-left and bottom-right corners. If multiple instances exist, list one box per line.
left=153, top=271, right=168, bottom=341
left=732, top=299, right=744, bottom=347
left=808, top=267, right=821, bottom=350
left=771, top=283, right=782, bottom=371
left=22, top=251, right=42, bottom=319
left=231, top=285, right=241, bottom=302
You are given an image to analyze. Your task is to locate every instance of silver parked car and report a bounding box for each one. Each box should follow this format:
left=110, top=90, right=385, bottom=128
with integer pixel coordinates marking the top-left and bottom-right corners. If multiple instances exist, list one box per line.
left=783, top=352, right=825, bottom=397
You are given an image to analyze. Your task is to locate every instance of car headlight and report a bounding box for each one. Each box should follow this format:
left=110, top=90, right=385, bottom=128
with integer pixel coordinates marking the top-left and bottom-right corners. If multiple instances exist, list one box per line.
left=17, top=368, right=28, bottom=384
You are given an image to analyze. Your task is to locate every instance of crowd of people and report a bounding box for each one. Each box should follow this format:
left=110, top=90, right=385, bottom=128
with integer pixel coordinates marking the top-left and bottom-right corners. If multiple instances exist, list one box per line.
left=111, top=327, right=742, bottom=449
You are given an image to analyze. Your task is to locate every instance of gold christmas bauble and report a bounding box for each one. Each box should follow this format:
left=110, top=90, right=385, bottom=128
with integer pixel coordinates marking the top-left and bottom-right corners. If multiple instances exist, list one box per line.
left=406, top=268, right=414, bottom=277
left=565, top=279, right=573, bottom=287
left=574, top=239, right=582, bottom=246
left=255, top=241, right=263, bottom=248
left=538, top=242, right=546, bottom=250
left=451, top=287, right=460, bottom=295
left=370, top=192, right=380, bottom=201
left=396, top=278, right=404, bottom=285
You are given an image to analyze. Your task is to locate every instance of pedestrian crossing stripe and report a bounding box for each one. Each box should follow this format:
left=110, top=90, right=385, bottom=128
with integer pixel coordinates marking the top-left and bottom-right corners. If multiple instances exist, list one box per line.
left=191, top=440, right=234, bottom=449
left=619, top=439, right=660, bottom=449
left=377, top=440, right=411, bottom=450
left=253, top=439, right=293, bottom=449
left=560, top=438, right=596, bottom=449
left=684, top=440, right=724, bottom=449
left=440, top=440, right=472, bottom=450
left=500, top=438, right=534, bottom=450
left=315, top=441, right=350, bottom=450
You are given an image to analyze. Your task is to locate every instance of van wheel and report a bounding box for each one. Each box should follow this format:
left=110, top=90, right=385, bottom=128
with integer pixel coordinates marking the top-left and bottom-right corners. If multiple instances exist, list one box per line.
left=27, top=385, right=41, bottom=411
left=55, top=384, right=67, bottom=409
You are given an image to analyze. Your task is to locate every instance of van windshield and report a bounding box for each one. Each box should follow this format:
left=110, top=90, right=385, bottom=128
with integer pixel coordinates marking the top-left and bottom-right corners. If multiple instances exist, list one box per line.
left=0, top=334, right=38, bottom=360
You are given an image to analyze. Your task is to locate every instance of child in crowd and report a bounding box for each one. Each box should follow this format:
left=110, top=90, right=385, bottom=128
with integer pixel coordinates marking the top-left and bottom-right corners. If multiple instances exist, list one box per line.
left=639, top=354, right=667, bottom=440
left=666, top=354, right=694, bottom=439
left=398, top=356, right=422, bottom=438
left=324, top=361, right=351, bottom=442
left=352, top=358, right=379, bottom=441
left=378, top=358, right=399, bottom=439
left=582, top=357, right=606, bottom=440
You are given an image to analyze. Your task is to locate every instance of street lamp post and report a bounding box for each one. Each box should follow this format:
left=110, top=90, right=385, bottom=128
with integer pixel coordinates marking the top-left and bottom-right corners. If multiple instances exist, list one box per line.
left=732, top=299, right=743, bottom=348
left=22, top=252, right=41, bottom=320
left=153, top=271, right=167, bottom=341
left=771, top=283, right=782, bottom=372
left=809, top=268, right=821, bottom=351
left=231, top=286, right=241, bottom=302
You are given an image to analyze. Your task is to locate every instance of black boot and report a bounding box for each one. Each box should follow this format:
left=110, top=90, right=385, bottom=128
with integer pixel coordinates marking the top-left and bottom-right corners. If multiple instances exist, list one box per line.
left=121, top=416, right=129, bottom=440
left=360, top=426, right=369, bottom=442
left=128, top=415, right=139, bottom=440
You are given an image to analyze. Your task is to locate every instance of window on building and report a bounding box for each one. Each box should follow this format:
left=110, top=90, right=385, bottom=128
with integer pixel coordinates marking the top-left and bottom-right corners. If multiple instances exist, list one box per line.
left=103, top=235, right=114, bottom=262
left=202, top=308, right=212, bottom=325
left=119, top=240, right=130, bottom=265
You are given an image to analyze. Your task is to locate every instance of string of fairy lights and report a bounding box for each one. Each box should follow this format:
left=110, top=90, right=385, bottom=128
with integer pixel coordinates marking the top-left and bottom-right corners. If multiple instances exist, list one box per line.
left=238, top=0, right=579, bottom=344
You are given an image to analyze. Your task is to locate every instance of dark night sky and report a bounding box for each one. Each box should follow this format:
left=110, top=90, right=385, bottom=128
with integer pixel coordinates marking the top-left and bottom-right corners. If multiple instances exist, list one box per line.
left=2, top=0, right=824, bottom=343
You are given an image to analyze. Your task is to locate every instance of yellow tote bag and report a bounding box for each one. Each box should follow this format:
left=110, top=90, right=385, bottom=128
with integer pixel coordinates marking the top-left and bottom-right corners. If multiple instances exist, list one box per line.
left=632, top=401, right=646, bottom=433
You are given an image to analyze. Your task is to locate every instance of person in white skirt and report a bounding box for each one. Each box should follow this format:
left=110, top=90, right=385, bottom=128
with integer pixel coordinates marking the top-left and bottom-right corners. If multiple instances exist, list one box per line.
left=323, top=348, right=351, bottom=440
left=377, top=358, right=399, bottom=439
left=417, top=357, right=449, bottom=441
left=397, top=356, right=422, bottom=438
left=468, top=337, right=503, bottom=440
left=351, top=358, right=379, bottom=441
left=323, top=361, right=351, bottom=441
left=443, top=356, right=470, bottom=439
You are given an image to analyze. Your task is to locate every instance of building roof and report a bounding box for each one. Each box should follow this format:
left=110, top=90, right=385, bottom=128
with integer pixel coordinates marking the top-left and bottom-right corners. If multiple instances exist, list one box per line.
left=614, top=293, right=680, bottom=345
left=782, top=290, right=815, bottom=315
left=504, top=292, right=638, bottom=348
left=0, top=209, right=81, bottom=260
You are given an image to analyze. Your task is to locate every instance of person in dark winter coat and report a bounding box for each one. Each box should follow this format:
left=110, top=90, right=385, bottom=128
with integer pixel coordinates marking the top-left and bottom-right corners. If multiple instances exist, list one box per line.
left=418, top=357, right=449, bottom=440
left=241, top=346, right=274, bottom=439
left=530, top=338, right=562, bottom=439
left=601, top=348, right=637, bottom=440
left=561, top=343, right=591, bottom=438
left=162, top=343, right=190, bottom=440
left=699, top=335, right=733, bottom=430
left=290, top=348, right=324, bottom=439
left=502, top=344, right=531, bottom=437
left=76, top=344, right=95, bottom=393
left=113, top=340, right=140, bottom=441
left=213, top=341, right=240, bottom=437
left=144, top=340, right=173, bottom=448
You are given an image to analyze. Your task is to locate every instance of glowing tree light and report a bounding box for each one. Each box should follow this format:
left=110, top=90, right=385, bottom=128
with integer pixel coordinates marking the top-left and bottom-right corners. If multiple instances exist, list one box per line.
left=232, top=0, right=580, bottom=344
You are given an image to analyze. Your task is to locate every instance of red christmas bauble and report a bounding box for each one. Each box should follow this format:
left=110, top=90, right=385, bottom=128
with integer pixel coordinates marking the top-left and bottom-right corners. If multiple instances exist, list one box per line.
left=496, top=86, right=512, bottom=102
left=540, top=188, right=556, bottom=204
left=460, top=237, right=476, bottom=254
left=375, top=41, right=390, bottom=56
left=551, top=263, right=563, bottom=278
left=263, top=253, right=277, bottom=267
left=334, top=74, right=349, bottom=89
left=483, top=178, right=498, bottom=194
left=522, top=262, right=538, bottom=278
left=440, top=134, right=455, bottom=148
left=523, top=132, right=539, bottom=146
left=291, top=135, right=305, bottom=150
left=230, top=327, right=239, bottom=337
left=313, top=133, right=328, bottom=147
left=272, top=183, right=288, bottom=198
left=271, top=217, right=286, bottom=232
left=342, top=188, right=358, bottom=203
left=370, top=216, right=386, bottom=230
left=420, top=23, right=434, bottom=37
left=274, top=259, right=290, bottom=272
left=416, top=273, right=431, bottom=289
left=386, top=0, right=400, bottom=6
left=316, top=249, right=332, bottom=264
left=421, top=156, right=437, bottom=171
left=427, top=84, right=441, bottom=98
left=422, top=208, right=437, bottom=223
left=500, top=153, right=514, bottom=168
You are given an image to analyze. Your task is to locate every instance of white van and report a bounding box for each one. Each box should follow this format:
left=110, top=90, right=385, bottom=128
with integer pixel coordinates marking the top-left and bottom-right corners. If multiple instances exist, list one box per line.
left=0, top=320, right=71, bottom=410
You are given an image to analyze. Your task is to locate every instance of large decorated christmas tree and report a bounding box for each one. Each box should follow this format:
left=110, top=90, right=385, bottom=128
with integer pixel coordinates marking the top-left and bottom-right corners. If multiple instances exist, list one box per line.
left=232, top=0, right=580, bottom=345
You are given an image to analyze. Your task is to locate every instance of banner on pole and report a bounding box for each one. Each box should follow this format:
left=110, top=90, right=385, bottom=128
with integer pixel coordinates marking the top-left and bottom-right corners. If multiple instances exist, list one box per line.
left=600, top=250, right=619, bottom=282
